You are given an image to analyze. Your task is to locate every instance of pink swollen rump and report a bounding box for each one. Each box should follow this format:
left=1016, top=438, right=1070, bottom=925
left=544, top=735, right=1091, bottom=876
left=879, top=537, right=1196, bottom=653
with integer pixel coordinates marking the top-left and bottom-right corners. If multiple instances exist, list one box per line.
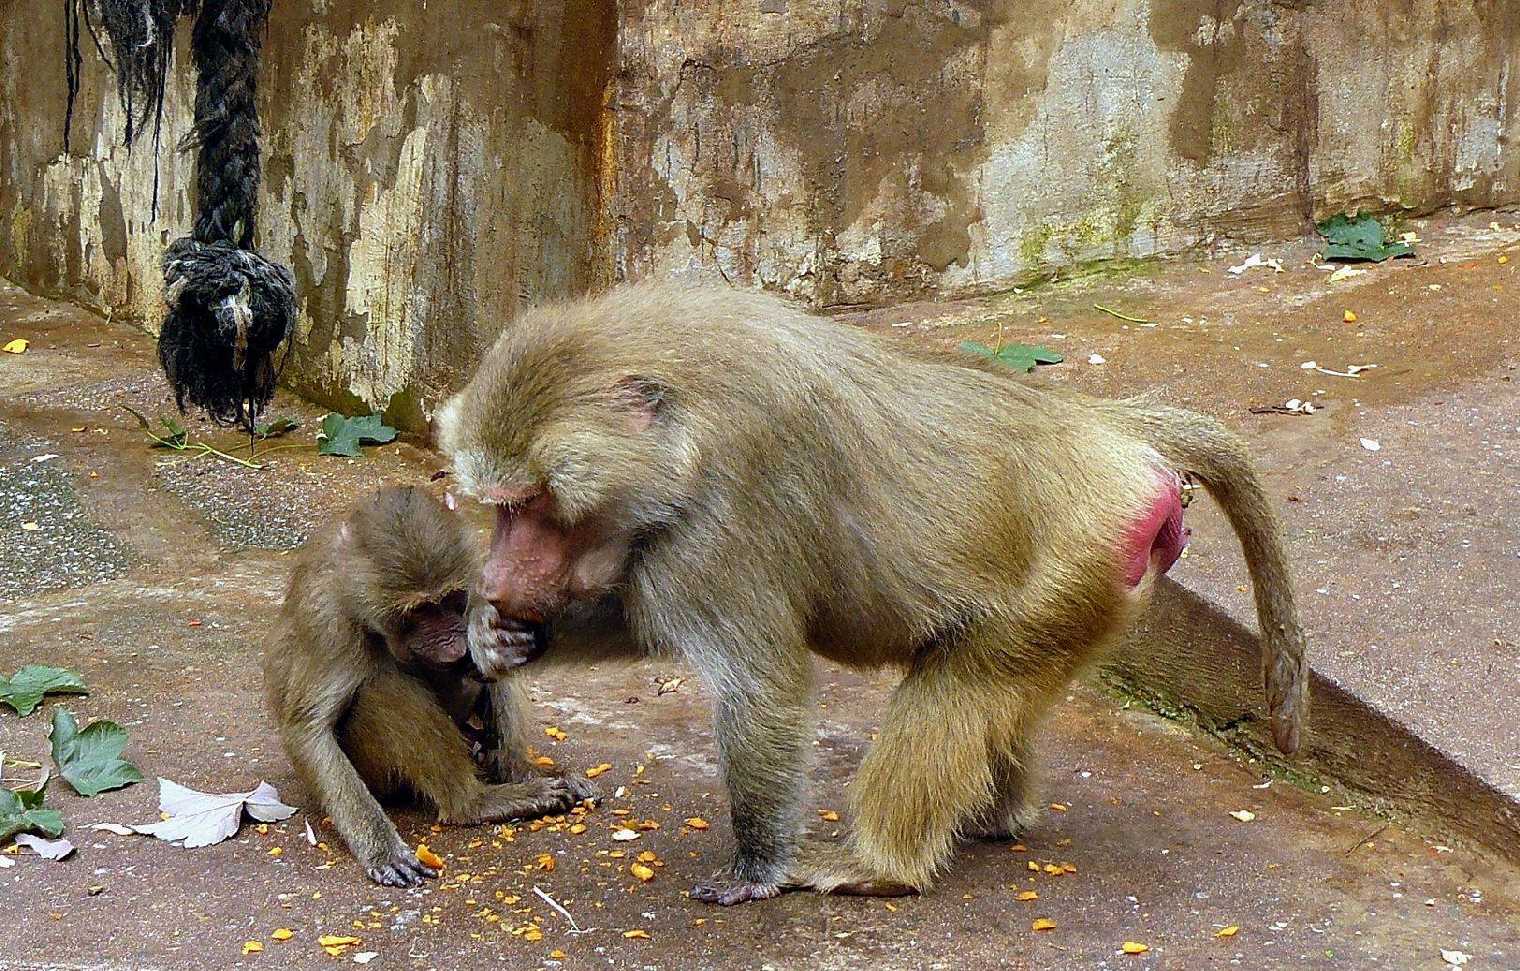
left=1120, top=474, right=1190, bottom=587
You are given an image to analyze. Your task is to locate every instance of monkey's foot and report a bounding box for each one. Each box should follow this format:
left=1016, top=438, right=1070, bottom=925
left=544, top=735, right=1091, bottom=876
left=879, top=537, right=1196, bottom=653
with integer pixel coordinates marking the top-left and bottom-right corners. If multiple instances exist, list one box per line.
left=789, top=842, right=919, bottom=898
left=690, top=875, right=785, bottom=906
left=366, top=846, right=439, bottom=888
left=473, top=777, right=578, bottom=822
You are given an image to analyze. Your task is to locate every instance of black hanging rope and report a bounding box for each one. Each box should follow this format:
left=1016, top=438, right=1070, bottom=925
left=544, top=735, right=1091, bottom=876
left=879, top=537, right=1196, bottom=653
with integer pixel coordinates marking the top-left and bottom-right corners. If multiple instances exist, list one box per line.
left=63, top=0, right=294, bottom=434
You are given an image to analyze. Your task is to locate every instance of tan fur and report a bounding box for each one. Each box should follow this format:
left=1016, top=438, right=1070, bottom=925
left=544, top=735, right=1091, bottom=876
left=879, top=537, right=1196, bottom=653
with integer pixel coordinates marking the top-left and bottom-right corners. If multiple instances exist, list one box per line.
left=439, top=282, right=1308, bottom=901
left=262, top=486, right=582, bottom=887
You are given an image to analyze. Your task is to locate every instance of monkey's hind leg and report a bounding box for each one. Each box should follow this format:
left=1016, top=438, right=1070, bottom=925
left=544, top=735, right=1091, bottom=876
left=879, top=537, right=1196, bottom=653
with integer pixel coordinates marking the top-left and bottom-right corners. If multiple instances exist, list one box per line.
left=478, top=677, right=599, bottom=803
left=343, top=671, right=577, bottom=827
left=964, top=734, right=1044, bottom=842
left=800, top=650, right=1037, bottom=896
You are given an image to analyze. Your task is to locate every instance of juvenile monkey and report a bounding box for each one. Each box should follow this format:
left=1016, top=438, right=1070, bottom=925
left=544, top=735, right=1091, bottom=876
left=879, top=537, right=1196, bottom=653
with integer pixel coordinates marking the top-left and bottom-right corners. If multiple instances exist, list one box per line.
left=438, top=282, right=1308, bottom=904
left=263, top=485, right=585, bottom=887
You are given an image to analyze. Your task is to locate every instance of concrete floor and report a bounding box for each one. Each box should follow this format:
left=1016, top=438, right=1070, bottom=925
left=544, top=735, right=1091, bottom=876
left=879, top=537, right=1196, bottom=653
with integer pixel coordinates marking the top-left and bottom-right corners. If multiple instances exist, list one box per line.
left=2, top=213, right=1519, bottom=970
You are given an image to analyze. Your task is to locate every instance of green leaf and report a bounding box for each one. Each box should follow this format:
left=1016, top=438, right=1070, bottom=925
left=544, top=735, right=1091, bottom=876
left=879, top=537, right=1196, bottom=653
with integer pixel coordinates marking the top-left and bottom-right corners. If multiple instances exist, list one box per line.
left=0, top=665, right=88, bottom=717
left=960, top=340, right=1065, bottom=373
left=317, top=412, right=398, bottom=457
left=255, top=416, right=300, bottom=439
left=0, top=786, right=63, bottom=842
left=50, top=707, right=144, bottom=797
left=1317, top=214, right=1415, bottom=263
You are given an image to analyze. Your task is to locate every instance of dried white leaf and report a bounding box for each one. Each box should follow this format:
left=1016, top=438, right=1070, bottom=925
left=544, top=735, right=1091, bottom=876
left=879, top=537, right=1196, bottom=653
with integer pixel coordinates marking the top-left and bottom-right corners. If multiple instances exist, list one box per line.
left=1359, top=438, right=1382, bottom=452
left=353, top=953, right=379, bottom=965
left=305, top=820, right=317, bottom=846
left=14, top=833, right=75, bottom=860
left=131, top=778, right=296, bottom=848
left=1300, top=360, right=1318, bottom=370
left=1440, top=949, right=1471, bottom=967
left=90, top=823, right=136, bottom=836
left=1229, top=809, right=1256, bottom=822
left=1087, top=353, right=1106, bottom=365
left=1327, top=266, right=1368, bottom=283
left=612, top=828, right=641, bottom=842
left=1227, top=253, right=1283, bottom=275
left=0, top=856, right=13, bottom=869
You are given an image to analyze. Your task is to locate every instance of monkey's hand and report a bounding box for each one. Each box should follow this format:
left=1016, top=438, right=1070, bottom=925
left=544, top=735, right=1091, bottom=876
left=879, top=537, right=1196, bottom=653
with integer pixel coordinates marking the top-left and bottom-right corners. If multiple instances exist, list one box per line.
left=467, top=597, right=547, bottom=681
left=365, top=843, right=439, bottom=888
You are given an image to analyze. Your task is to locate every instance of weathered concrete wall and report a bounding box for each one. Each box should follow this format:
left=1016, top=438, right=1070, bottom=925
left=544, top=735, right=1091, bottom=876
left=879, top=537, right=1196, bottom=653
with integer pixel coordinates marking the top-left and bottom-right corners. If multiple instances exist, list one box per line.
left=0, top=0, right=614, bottom=426
left=612, top=0, right=1520, bottom=304
left=2, top=0, right=1517, bottom=420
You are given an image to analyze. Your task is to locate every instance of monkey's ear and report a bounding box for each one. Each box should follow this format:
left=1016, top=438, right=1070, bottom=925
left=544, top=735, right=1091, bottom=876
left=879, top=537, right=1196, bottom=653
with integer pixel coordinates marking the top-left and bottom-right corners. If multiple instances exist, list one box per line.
left=611, top=375, right=669, bottom=432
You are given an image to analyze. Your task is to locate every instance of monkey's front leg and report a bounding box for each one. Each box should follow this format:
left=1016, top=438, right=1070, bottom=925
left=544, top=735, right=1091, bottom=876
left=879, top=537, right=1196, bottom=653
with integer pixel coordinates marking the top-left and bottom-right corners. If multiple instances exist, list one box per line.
left=286, top=723, right=436, bottom=887
left=690, top=667, right=814, bottom=906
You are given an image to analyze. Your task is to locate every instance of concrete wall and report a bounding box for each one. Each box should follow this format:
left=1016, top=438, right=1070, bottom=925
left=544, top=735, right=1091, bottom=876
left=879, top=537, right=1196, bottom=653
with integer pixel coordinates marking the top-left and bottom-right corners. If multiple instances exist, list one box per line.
left=0, top=0, right=615, bottom=426
left=2, top=0, right=1517, bottom=423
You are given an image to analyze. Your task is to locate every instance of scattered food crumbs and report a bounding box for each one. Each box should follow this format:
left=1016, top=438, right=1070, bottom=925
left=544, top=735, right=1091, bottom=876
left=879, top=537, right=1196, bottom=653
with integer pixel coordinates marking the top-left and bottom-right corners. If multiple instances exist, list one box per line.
left=1121, top=942, right=1149, bottom=955
left=242, top=941, right=263, bottom=955
left=1032, top=918, right=1057, bottom=932
left=536, top=853, right=556, bottom=871
left=1016, top=891, right=1039, bottom=901
left=585, top=763, right=613, bottom=779
left=271, top=928, right=293, bottom=942
left=1216, top=925, right=1240, bottom=938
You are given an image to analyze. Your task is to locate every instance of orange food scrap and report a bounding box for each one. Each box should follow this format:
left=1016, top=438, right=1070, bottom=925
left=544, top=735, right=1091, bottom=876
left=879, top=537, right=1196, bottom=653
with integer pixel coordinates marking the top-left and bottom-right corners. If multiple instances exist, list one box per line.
left=1016, top=891, right=1039, bottom=901
left=569, top=823, right=588, bottom=835
left=585, top=763, right=613, bottom=779
left=818, top=810, right=840, bottom=822
left=1122, top=941, right=1149, bottom=955
left=536, top=853, right=556, bottom=871
left=623, top=929, right=651, bottom=940
left=241, top=941, right=263, bottom=955
left=685, top=817, right=711, bottom=830
left=545, top=726, right=568, bottom=741
left=1216, top=925, right=1240, bottom=938
left=1343, top=309, right=1358, bottom=323
left=550, top=950, right=567, bottom=960
left=270, top=929, right=293, bottom=942
left=534, top=755, right=556, bottom=768
left=631, top=863, right=656, bottom=882
left=416, top=844, right=444, bottom=869
left=1032, top=918, right=1057, bottom=932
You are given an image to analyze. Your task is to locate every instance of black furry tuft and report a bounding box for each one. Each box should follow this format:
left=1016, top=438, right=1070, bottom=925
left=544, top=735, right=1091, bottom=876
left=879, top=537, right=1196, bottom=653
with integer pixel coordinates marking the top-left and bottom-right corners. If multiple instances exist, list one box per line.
left=63, top=0, right=292, bottom=431
left=161, top=237, right=294, bottom=430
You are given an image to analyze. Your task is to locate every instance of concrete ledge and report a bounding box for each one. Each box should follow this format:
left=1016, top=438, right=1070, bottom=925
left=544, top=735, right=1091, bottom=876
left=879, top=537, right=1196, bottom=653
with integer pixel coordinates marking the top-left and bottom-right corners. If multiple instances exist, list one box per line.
left=1103, top=578, right=1520, bottom=863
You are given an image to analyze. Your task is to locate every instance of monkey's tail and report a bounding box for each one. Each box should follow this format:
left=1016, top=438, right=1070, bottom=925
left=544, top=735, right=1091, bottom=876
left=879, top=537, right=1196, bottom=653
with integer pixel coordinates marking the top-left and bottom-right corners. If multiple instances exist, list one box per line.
left=1116, top=400, right=1308, bottom=756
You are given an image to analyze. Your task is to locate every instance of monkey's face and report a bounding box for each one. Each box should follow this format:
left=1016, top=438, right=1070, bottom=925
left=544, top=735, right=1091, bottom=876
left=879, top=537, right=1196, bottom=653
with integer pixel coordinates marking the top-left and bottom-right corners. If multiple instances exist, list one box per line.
left=437, top=323, right=697, bottom=625
left=388, top=590, right=471, bottom=668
